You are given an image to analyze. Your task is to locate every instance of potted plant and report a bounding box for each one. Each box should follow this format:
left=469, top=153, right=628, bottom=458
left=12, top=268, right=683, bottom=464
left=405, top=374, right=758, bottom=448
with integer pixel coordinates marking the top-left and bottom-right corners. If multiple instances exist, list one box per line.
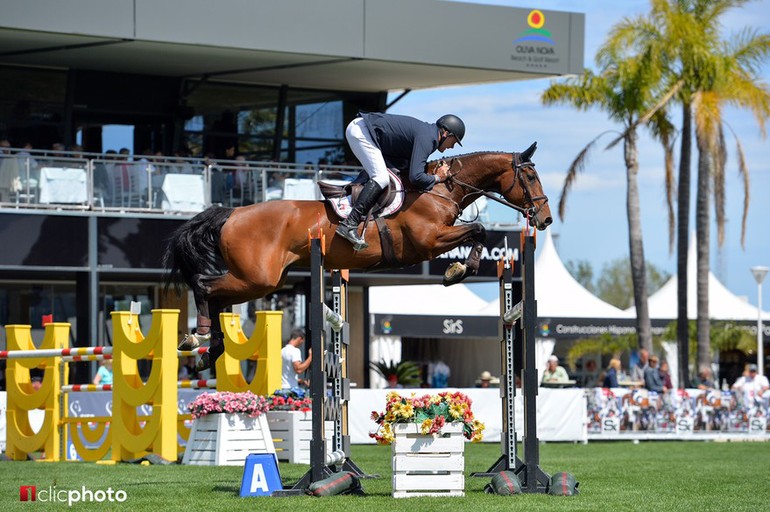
left=265, top=388, right=330, bottom=464
left=369, top=359, right=422, bottom=388
left=182, top=391, right=274, bottom=466
left=371, top=391, right=484, bottom=498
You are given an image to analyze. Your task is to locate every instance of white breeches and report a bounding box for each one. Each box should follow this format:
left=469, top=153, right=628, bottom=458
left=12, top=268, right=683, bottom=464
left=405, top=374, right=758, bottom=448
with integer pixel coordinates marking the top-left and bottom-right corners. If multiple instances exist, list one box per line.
left=345, top=118, right=390, bottom=188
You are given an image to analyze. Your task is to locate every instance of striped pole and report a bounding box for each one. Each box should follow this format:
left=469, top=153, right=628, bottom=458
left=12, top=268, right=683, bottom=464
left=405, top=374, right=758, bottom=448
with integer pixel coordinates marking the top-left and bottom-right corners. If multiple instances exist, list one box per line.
left=0, top=346, right=112, bottom=360
left=62, top=384, right=112, bottom=393
left=177, top=347, right=210, bottom=357
left=61, top=354, right=113, bottom=363
left=177, top=379, right=217, bottom=389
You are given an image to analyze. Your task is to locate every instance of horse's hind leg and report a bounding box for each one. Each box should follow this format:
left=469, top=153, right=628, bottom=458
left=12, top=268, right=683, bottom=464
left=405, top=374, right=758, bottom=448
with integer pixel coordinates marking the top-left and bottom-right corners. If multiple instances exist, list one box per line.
left=192, top=269, right=289, bottom=371
left=178, top=274, right=220, bottom=351
left=195, top=302, right=225, bottom=372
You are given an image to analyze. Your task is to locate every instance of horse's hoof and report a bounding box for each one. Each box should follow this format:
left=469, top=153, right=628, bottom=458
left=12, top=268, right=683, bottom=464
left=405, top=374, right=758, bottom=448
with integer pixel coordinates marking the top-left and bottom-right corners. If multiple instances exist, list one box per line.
left=195, top=353, right=211, bottom=372
left=178, top=332, right=210, bottom=350
left=443, top=262, right=467, bottom=286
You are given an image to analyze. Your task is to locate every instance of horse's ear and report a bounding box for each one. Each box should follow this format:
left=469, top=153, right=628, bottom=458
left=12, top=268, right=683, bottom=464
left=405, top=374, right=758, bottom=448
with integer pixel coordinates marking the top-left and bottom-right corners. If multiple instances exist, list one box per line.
left=521, top=142, right=537, bottom=162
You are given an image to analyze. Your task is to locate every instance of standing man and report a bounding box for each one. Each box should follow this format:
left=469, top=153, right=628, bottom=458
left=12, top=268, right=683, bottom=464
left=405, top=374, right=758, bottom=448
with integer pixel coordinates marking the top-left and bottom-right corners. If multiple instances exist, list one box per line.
left=336, top=112, right=465, bottom=250
left=281, top=328, right=311, bottom=389
left=631, top=348, right=649, bottom=384
left=732, top=364, right=770, bottom=404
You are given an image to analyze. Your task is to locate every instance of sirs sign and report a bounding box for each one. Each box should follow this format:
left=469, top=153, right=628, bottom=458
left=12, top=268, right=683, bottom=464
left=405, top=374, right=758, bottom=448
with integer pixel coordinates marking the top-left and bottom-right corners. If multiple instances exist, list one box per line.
left=442, top=319, right=464, bottom=335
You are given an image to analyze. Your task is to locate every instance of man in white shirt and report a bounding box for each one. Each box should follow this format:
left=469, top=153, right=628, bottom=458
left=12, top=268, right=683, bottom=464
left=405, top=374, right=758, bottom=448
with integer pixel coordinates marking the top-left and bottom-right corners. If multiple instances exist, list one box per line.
left=732, top=364, right=770, bottom=405
left=281, top=328, right=311, bottom=389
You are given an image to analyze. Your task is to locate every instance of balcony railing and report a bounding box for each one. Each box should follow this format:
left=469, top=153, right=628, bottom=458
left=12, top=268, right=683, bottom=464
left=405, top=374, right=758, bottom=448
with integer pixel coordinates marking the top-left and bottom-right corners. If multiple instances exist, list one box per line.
left=0, top=148, right=361, bottom=215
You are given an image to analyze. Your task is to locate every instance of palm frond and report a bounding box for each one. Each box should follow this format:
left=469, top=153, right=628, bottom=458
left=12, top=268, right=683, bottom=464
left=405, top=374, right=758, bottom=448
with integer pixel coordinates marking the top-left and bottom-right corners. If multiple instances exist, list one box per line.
left=557, top=132, right=614, bottom=220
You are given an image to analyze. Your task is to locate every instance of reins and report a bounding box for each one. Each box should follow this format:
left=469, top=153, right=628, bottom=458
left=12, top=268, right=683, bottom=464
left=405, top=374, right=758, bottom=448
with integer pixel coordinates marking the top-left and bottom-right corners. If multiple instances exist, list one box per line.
left=437, top=153, right=549, bottom=219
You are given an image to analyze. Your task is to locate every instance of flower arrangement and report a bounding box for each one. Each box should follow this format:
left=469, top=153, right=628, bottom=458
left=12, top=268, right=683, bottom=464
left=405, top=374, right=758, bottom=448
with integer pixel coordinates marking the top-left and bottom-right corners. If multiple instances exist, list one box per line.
left=268, top=388, right=312, bottom=412
left=370, top=391, right=485, bottom=445
left=188, top=391, right=270, bottom=419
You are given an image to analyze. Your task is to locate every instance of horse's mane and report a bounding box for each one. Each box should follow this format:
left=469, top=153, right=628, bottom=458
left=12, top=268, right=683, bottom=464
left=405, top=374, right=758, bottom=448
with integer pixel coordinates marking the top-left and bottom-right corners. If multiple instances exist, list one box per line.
left=427, top=151, right=510, bottom=165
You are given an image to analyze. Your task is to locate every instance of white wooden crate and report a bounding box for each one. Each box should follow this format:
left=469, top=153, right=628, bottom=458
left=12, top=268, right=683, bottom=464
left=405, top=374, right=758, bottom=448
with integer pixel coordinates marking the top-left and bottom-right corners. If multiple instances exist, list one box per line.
left=391, top=422, right=465, bottom=498
left=266, top=411, right=332, bottom=464
left=182, top=413, right=275, bottom=466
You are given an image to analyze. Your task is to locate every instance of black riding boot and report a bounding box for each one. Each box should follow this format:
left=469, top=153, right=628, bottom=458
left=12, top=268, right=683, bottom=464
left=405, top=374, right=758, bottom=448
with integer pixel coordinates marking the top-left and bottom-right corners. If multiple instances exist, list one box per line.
left=335, top=180, right=383, bottom=250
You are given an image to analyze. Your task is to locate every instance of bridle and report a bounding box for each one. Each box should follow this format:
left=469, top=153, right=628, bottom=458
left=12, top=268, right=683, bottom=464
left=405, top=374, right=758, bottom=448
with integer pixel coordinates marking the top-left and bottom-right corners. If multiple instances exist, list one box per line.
left=442, top=152, right=549, bottom=219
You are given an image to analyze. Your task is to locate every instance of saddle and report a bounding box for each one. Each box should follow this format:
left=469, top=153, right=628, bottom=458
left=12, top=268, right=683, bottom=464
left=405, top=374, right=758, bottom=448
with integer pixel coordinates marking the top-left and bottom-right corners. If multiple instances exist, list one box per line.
left=318, top=169, right=404, bottom=220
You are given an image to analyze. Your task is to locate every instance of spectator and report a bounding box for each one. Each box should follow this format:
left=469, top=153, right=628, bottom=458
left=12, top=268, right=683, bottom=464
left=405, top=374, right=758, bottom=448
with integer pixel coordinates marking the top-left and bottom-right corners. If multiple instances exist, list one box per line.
left=178, top=356, right=198, bottom=380
left=693, top=366, right=716, bottom=390
left=93, top=359, right=113, bottom=385
left=644, top=355, right=665, bottom=392
left=281, top=328, right=311, bottom=389
left=603, top=358, right=621, bottom=388
left=630, top=348, right=649, bottom=384
left=93, top=149, right=116, bottom=203
left=0, top=139, right=19, bottom=202
left=659, top=359, right=673, bottom=390
left=542, top=355, right=569, bottom=383
left=732, top=364, right=770, bottom=404
left=478, top=370, right=492, bottom=388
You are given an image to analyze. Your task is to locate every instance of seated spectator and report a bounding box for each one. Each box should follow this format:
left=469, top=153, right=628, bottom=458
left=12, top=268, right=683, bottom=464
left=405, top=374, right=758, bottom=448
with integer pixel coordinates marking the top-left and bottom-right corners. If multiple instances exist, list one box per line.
left=603, top=358, right=621, bottom=388
left=477, top=370, right=492, bottom=388
left=542, top=355, right=569, bottom=384
left=694, top=366, right=716, bottom=390
left=644, top=355, right=665, bottom=392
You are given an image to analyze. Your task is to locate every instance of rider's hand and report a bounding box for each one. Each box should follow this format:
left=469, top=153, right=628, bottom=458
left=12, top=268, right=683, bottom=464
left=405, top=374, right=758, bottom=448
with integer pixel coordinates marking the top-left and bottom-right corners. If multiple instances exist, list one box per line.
left=435, top=161, right=450, bottom=182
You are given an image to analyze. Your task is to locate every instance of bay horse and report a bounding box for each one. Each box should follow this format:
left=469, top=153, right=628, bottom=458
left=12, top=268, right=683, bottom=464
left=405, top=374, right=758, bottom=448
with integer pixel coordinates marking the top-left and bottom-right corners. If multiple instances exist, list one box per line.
left=164, top=143, right=552, bottom=369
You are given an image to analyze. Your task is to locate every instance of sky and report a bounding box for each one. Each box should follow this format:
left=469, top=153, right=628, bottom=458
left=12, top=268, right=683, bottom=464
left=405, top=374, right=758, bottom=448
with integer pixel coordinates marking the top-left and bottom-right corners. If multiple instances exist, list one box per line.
left=385, top=0, right=770, bottom=308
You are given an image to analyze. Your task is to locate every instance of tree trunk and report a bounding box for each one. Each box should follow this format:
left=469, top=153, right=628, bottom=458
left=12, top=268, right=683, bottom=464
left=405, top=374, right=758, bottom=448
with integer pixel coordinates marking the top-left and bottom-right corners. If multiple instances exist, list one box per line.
left=624, top=130, right=652, bottom=352
left=695, top=127, right=712, bottom=372
left=677, top=104, right=692, bottom=388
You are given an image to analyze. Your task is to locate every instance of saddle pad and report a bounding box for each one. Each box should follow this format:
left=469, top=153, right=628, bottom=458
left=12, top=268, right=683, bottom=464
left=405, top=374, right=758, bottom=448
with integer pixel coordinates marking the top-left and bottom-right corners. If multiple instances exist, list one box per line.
left=324, top=169, right=404, bottom=220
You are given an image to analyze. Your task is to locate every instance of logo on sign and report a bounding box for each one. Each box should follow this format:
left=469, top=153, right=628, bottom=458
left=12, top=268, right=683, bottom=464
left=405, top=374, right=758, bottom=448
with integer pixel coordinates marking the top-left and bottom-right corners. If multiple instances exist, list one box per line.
left=442, top=319, right=464, bottom=334
left=511, top=9, right=560, bottom=68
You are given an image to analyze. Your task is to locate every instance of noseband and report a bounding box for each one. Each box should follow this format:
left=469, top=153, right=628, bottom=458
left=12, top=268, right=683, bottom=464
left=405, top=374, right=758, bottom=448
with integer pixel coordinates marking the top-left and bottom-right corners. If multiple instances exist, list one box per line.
left=448, top=153, right=549, bottom=219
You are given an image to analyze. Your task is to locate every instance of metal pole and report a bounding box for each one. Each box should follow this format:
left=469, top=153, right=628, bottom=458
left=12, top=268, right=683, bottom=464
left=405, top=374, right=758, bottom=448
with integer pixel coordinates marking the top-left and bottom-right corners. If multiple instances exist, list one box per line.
left=751, top=266, right=768, bottom=377
left=758, top=280, right=764, bottom=377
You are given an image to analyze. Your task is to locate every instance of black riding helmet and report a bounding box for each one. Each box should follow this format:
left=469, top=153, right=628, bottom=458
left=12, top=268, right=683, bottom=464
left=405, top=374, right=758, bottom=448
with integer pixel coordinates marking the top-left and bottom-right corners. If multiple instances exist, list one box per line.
left=436, top=114, right=465, bottom=146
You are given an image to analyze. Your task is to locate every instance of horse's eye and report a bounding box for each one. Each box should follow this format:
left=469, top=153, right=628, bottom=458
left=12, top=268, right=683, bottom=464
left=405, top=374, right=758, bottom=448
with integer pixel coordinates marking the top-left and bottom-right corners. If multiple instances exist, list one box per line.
left=526, top=173, right=537, bottom=182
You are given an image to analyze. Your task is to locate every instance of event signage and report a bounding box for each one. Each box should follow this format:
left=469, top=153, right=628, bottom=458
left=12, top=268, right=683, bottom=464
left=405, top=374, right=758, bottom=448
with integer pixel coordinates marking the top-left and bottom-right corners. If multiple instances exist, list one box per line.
left=373, top=314, right=499, bottom=338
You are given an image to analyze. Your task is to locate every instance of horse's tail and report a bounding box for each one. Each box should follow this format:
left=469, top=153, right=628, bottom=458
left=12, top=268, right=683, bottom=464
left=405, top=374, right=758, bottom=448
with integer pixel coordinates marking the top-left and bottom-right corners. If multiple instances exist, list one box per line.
left=163, top=206, right=235, bottom=295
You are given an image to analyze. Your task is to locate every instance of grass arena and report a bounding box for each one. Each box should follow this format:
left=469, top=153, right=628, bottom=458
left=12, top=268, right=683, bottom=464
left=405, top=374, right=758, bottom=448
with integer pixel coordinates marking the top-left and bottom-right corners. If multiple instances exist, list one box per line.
left=3, top=234, right=769, bottom=510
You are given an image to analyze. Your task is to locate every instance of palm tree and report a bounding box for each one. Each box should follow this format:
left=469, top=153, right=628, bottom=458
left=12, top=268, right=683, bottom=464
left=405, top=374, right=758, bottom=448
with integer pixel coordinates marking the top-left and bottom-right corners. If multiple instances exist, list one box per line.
left=604, top=0, right=770, bottom=385
left=542, top=49, right=673, bottom=353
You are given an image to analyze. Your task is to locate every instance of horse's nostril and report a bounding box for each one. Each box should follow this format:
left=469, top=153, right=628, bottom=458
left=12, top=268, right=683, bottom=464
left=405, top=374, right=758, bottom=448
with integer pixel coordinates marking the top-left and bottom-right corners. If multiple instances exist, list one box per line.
left=544, top=217, right=553, bottom=226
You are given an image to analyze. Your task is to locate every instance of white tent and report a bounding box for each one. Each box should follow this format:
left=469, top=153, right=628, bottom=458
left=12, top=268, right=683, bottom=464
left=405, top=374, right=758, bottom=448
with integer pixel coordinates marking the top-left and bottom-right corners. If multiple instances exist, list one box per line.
left=478, top=229, right=633, bottom=318
left=477, top=229, right=632, bottom=382
left=369, top=283, right=489, bottom=315
left=368, top=283, right=492, bottom=387
left=627, top=236, right=770, bottom=321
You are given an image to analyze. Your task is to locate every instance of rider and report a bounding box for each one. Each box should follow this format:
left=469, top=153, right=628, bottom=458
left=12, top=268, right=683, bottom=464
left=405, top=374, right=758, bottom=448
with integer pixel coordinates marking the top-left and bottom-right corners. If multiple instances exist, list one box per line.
left=335, top=112, right=465, bottom=250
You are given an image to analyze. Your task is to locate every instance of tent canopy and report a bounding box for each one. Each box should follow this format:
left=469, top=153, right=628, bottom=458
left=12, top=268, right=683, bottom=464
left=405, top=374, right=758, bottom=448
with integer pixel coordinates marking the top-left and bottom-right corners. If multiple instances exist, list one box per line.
left=628, top=235, right=770, bottom=321
left=479, top=230, right=633, bottom=318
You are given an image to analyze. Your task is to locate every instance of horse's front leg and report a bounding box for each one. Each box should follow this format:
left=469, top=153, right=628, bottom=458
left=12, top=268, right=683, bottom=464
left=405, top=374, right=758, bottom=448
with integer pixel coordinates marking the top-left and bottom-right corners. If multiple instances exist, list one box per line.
left=430, top=223, right=486, bottom=286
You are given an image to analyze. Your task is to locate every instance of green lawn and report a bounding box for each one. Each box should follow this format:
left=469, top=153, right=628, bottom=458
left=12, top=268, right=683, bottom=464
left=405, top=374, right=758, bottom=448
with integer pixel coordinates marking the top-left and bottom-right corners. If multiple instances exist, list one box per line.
left=1, top=441, right=768, bottom=511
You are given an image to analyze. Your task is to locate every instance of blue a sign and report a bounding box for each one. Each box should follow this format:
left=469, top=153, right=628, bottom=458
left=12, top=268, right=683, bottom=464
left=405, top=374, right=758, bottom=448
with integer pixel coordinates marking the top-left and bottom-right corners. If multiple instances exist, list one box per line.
left=240, top=454, right=282, bottom=497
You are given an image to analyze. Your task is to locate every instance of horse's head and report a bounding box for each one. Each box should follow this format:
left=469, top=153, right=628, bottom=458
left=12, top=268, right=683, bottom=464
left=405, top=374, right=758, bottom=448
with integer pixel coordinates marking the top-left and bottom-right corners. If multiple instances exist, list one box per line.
left=495, top=143, right=552, bottom=230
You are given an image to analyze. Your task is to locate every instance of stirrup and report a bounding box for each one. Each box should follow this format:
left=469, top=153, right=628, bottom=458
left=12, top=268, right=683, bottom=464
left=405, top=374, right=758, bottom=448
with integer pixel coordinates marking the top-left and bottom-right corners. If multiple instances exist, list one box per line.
left=178, top=331, right=211, bottom=350
left=336, top=225, right=368, bottom=251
